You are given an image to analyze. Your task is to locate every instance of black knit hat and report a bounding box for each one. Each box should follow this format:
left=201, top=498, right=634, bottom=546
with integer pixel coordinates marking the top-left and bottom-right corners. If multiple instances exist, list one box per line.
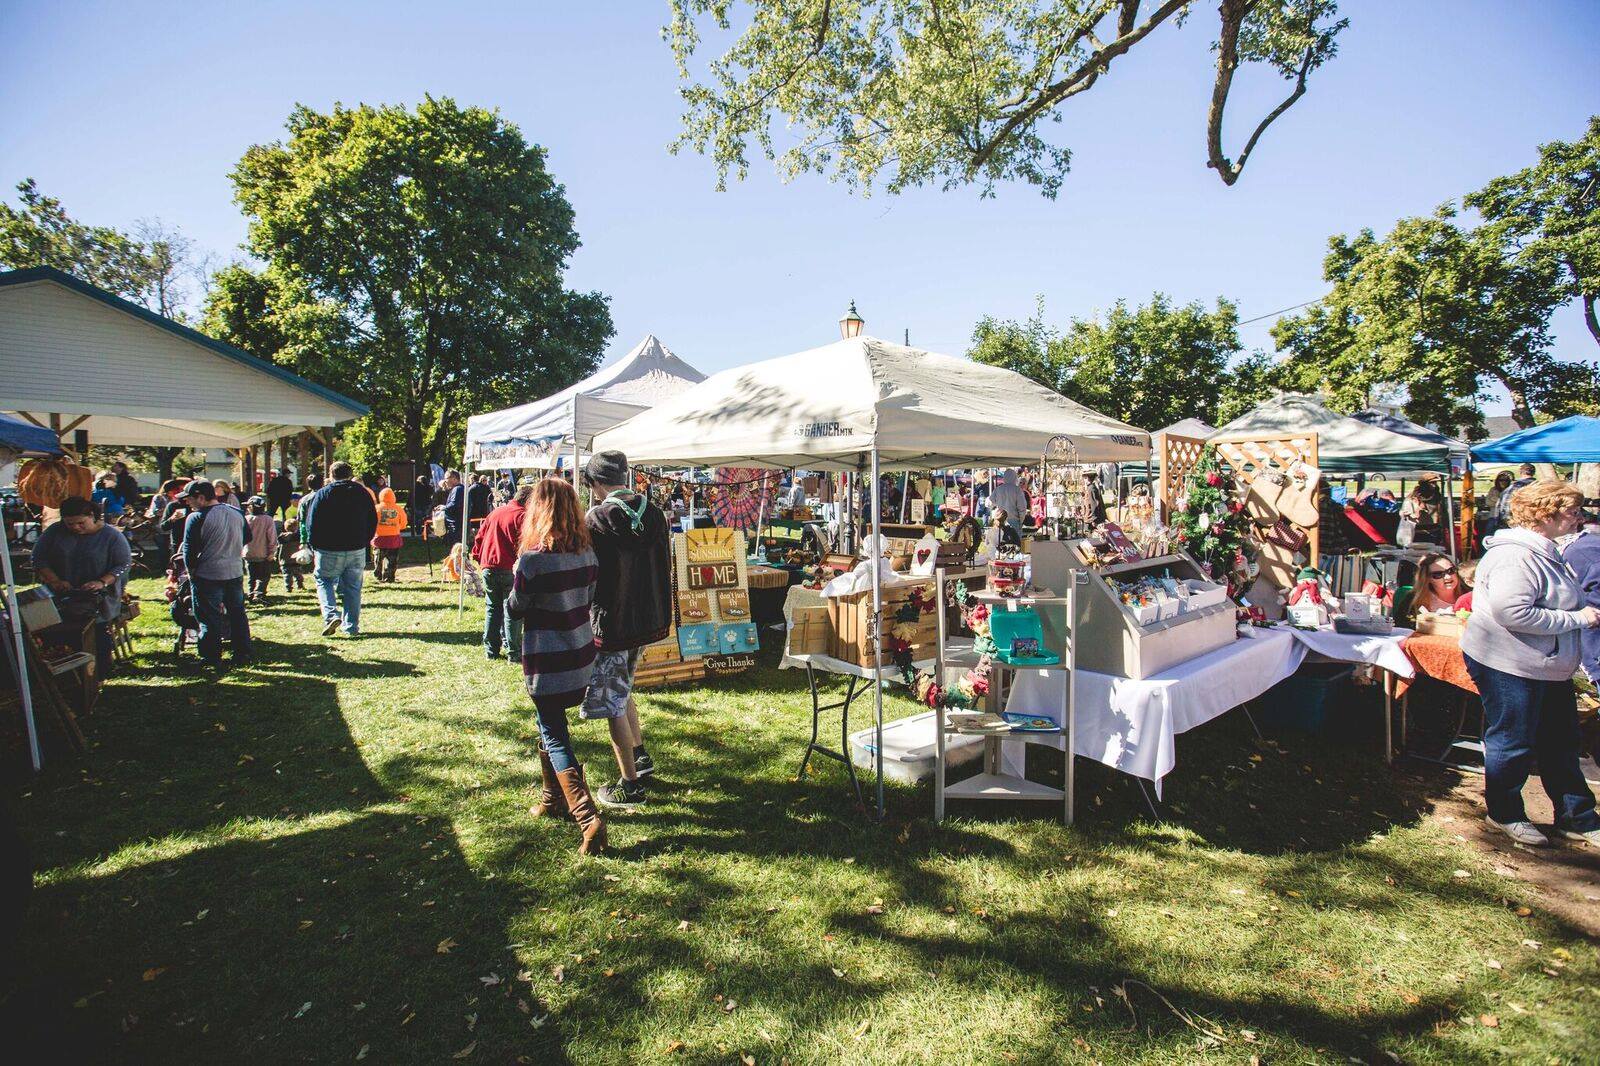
left=583, top=450, right=629, bottom=487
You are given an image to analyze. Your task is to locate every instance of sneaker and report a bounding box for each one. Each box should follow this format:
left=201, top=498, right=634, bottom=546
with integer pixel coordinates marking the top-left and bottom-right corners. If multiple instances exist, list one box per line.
left=1556, top=825, right=1600, bottom=846
left=1486, top=816, right=1549, bottom=847
left=633, top=749, right=656, bottom=779
left=485, top=648, right=502, bottom=661
left=321, top=616, right=341, bottom=637
left=596, top=778, right=646, bottom=808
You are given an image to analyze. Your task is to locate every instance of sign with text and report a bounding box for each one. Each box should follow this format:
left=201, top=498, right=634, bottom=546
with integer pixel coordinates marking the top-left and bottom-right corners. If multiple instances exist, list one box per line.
left=686, top=562, right=739, bottom=590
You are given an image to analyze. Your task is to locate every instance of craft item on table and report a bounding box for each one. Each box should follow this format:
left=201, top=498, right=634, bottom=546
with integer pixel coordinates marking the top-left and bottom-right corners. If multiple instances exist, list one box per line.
left=909, top=499, right=926, bottom=523
left=1358, top=579, right=1394, bottom=612
left=1333, top=614, right=1395, bottom=636
left=945, top=711, right=1011, bottom=735
left=684, top=526, right=737, bottom=563
left=1170, top=445, right=1250, bottom=592
left=678, top=623, right=716, bottom=658
left=686, top=561, right=740, bottom=590
left=909, top=534, right=940, bottom=577
left=1101, top=522, right=1142, bottom=563
left=988, top=606, right=1060, bottom=665
left=716, top=589, right=751, bottom=619
left=1342, top=592, right=1376, bottom=622
left=678, top=589, right=711, bottom=622
left=988, top=553, right=1029, bottom=596
left=715, top=622, right=760, bottom=655
left=708, top=467, right=778, bottom=532
left=1000, top=712, right=1061, bottom=733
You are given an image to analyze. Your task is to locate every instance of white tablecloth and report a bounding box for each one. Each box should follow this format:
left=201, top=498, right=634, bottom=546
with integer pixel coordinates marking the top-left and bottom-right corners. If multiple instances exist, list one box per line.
left=1003, top=628, right=1305, bottom=794
left=1276, top=623, right=1415, bottom=678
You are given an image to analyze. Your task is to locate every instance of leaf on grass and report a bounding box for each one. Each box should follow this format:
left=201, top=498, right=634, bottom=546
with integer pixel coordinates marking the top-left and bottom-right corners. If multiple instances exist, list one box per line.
left=195, top=909, right=209, bottom=921
left=142, top=967, right=166, bottom=982
left=741, top=1055, right=756, bottom=1065
left=853, top=1019, right=871, bottom=1039
left=355, top=1045, right=369, bottom=1061
left=298, top=920, right=315, bottom=931
left=1452, top=870, right=1470, bottom=880
left=437, top=938, right=458, bottom=955
left=552, top=965, right=565, bottom=984
left=1401, top=990, right=1421, bottom=1005
left=1486, top=959, right=1503, bottom=970
left=603, top=874, right=621, bottom=882
left=865, top=905, right=884, bottom=916
left=401, top=1012, right=416, bottom=1026
left=1514, top=906, right=1532, bottom=917
left=678, top=920, right=691, bottom=931
left=452, top=1040, right=477, bottom=1058
left=1521, top=939, right=1542, bottom=949
left=723, top=999, right=738, bottom=1013
left=831, top=968, right=845, bottom=978
left=764, top=905, right=779, bottom=914
left=479, top=973, right=501, bottom=986
left=603, top=968, right=616, bottom=978
left=665, top=1041, right=685, bottom=1054
left=294, top=1001, right=312, bottom=1019
left=1479, top=1014, right=1499, bottom=1028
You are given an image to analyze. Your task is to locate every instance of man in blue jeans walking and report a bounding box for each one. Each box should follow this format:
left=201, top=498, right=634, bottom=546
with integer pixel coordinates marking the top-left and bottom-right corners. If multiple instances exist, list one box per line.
left=301, top=461, right=379, bottom=637
left=179, top=479, right=252, bottom=665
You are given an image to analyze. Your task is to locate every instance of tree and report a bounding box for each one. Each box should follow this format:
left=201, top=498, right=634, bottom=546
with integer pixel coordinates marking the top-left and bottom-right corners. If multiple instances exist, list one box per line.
left=970, top=292, right=1254, bottom=429
left=228, top=98, right=614, bottom=469
left=666, top=0, right=1346, bottom=197
left=1466, top=116, right=1600, bottom=349
left=1271, top=207, right=1593, bottom=435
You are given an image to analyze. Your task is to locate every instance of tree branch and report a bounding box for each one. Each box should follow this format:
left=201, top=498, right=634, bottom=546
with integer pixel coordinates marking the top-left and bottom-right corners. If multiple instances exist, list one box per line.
left=1207, top=1, right=1316, bottom=186
left=730, top=0, right=834, bottom=122
left=968, top=0, right=1187, bottom=175
left=1583, top=290, right=1600, bottom=348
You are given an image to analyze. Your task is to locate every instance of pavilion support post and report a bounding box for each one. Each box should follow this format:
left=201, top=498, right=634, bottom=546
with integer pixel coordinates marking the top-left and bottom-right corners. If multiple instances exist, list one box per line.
left=299, top=432, right=311, bottom=486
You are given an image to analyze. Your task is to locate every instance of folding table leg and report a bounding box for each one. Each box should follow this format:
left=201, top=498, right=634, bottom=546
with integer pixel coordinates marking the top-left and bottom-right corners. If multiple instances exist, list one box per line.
left=1136, top=779, right=1161, bottom=820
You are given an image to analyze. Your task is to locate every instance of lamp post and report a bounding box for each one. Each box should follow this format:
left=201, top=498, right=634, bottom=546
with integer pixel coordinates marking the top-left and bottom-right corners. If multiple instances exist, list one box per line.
left=839, top=300, right=864, bottom=340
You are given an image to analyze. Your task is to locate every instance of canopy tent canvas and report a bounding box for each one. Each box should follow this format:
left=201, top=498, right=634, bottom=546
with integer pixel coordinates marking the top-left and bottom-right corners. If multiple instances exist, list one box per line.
left=1157, top=417, right=1215, bottom=439
left=592, top=336, right=1150, bottom=471
left=463, top=335, right=706, bottom=472
left=0, top=266, right=367, bottom=449
left=1353, top=409, right=1470, bottom=470
left=1, top=411, right=65, bottom=773
left=595, top=335, right=1147, bottom=821
left=1210, top=394, right=1452, bottom=474
left=1471, top=415, right=1600, bottom=464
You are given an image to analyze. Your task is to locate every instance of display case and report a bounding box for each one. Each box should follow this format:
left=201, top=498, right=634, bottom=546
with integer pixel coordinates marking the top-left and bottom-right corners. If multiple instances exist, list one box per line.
left=1071, top=551, right=1236, bottom=679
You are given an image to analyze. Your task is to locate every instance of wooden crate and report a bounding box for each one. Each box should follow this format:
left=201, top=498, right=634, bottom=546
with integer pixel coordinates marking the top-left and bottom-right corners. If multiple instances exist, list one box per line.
left=787, top=605, right=832, bottom=656
left=826, top=580, right=937, bottom=666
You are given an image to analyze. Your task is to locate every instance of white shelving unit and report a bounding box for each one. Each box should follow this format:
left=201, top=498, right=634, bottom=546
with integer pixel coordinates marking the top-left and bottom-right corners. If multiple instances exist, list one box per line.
left=933, top=567, right=1086, bottom=825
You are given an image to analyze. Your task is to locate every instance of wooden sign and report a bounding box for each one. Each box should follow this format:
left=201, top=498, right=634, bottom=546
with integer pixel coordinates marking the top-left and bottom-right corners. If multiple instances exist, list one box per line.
left=677, top=589, right=711, bottom=622
left=716, top=589, right=751, bottom=619
left=704, top=653, right=757, bottom=676
left=685, top=527, right=737, bottom=563
left=687, top=562, right=739, bottom=590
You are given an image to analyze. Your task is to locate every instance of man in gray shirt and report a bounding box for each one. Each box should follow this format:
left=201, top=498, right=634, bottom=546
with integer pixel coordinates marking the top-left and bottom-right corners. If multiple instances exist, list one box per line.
left=180, top=479, right=251, bottom=665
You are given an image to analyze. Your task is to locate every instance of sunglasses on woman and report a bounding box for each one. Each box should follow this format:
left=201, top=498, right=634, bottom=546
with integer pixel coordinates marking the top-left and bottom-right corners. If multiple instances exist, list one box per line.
left=1428, top=566, right=1456, bottom=578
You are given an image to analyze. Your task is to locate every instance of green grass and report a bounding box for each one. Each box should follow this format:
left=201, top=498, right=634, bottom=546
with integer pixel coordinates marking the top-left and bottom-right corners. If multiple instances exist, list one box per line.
left=8, top=551, right=1599, bottom=1063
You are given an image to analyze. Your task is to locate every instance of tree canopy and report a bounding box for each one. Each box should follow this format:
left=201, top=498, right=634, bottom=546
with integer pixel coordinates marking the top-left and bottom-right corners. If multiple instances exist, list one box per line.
left=969, top=293, right=1264, bottom=429
left=1466, top=115, right=1600, bottom=350
left=667, top=0, right=1346, bottom=197
left=224, top=97, right=613, bottom=468
left=1270, top=206, right=1594, bottom=435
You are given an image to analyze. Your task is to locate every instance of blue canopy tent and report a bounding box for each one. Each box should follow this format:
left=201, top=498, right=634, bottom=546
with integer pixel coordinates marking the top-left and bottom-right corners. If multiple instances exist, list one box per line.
left=2, top=411, right=65, bottom=771
left=1470, top=415, right=1600, bottom=465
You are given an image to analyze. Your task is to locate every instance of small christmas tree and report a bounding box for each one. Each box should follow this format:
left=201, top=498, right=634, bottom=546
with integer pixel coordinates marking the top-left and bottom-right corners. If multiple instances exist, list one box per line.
left=1171, top=445, right=1248, bottom=589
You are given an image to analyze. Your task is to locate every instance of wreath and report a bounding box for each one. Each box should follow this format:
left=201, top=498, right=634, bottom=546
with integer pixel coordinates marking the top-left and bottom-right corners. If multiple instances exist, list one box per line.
left=886, top=581, right=992, bottom=711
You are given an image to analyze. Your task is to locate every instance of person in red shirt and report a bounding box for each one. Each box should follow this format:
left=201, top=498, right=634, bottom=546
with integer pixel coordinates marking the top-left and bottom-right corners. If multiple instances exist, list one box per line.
left=473, top=475, right=535, bottom=660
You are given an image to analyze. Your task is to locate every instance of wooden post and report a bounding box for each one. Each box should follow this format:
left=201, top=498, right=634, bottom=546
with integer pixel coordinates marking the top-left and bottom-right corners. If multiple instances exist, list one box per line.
left=1459, top=468, right=1476, bottom=561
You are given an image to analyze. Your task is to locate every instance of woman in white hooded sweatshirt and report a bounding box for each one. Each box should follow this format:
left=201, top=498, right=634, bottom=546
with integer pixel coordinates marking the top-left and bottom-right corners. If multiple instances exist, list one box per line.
left=1461, top=480, right=1600, bottom=847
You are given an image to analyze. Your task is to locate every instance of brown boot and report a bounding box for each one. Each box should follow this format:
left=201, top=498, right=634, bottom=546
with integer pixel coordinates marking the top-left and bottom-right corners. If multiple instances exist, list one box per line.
left=531, top=747, right=567, bottom=819
left=555, top=765, right=608, bottom=855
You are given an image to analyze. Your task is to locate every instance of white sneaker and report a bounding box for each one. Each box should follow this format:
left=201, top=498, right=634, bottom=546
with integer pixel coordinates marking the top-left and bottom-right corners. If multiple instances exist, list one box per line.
left=1557, top=826, right=1600, bottom=847
left=1487, top=817, right=1549, bottom=847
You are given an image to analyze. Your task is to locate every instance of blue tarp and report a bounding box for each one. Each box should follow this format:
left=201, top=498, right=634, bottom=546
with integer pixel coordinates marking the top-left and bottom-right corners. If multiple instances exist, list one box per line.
left=0, top=412, right=63, bottom=457
left=1470, top=415, right=1600, bottom=465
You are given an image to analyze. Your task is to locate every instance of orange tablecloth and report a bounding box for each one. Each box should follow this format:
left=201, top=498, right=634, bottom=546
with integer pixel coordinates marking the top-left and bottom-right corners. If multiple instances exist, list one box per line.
left=1399, top=633, right=1478, bottom=697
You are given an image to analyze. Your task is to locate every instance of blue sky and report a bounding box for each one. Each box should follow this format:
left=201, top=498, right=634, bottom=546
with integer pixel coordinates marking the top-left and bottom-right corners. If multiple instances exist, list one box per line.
left=3, top=1, right=1597, bottom=415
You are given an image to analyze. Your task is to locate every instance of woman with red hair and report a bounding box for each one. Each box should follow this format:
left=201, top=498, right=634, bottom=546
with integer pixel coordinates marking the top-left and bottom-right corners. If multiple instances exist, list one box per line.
left=506, top=478, right=605, bottom=854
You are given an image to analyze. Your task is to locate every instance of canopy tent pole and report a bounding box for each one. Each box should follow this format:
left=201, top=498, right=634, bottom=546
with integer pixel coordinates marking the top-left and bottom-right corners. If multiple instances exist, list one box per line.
left=571, top=394, right=582, bottom=491
left=1, top=510, right=41, bottom=771
left=1443, top=472, right=1458, bottom=558
left=869, top=446, right=885, bottom=820
left=457, top=458, right=472, bottom=615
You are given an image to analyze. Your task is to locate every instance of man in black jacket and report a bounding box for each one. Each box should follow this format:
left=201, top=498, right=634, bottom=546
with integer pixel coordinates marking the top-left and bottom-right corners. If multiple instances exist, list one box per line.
left=301, top=461, right=379, bottom=637
left=265, top=468, right=294, bottom=519
left=581, top=450, right=672, bottom=807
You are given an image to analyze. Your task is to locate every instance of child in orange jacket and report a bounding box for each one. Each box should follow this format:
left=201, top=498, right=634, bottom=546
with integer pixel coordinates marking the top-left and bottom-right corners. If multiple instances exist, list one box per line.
left=373, top=487, right=407, bottom=583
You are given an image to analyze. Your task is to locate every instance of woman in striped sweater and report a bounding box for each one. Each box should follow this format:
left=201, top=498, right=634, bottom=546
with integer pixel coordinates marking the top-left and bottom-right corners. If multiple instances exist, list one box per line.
left=507, top=478, right=606, bottom=854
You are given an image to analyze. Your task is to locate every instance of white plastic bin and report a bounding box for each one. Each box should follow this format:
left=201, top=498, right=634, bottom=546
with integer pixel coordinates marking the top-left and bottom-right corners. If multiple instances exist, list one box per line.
left=849, top=711, right=985, bottom=785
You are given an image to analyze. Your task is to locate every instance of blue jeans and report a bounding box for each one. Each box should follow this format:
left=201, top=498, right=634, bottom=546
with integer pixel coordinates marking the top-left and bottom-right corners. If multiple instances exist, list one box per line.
left=192, top=576, right=252, bottom=662
left=313, top=549, right=366, bottom=634
left=1463, top=653, right=1600, bottom=832
left=534, top=698, right=576, bottom=773
left=482, top=569, right=522, bottom=657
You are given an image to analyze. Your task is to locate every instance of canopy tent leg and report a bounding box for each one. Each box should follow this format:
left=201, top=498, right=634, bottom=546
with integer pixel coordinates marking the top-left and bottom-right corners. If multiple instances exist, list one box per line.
left=870, top=446, right=885, bottom=820
left=457, top=458, right=471, bottom=615
left=1, top=512, right=41, bottom=772
left=1443, top=473, right=1458, bottom=558
left=571, top=395, right=582, bottom=492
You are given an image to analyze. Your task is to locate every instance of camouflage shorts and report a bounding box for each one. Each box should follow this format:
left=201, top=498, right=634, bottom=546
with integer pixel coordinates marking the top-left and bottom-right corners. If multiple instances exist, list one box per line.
left=580, top=648, right=641, bottom=720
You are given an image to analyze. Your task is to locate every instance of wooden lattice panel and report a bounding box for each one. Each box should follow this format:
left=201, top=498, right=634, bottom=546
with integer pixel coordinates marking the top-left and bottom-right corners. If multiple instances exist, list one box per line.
left=1155, top=433, right=1208, bottom=523
left=1210, top=432, right=1322, bottom=562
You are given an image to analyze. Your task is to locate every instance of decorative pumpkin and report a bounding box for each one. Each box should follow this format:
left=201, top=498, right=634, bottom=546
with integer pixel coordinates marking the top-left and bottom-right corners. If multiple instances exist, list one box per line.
left=17, top=457, right=94, bottom=507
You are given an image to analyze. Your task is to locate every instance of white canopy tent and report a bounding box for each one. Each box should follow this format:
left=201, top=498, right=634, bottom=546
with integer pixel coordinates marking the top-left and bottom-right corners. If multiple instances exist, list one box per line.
left=463, top=335, right=706, bottom=473
left=0, top=266, right=368, bottom=450
left=595, top=335, right=1150, bottom=818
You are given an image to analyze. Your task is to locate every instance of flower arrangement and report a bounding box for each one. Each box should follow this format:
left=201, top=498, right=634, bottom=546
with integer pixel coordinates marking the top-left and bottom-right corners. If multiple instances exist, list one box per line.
left=890, top=581, right=992, bottom=710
